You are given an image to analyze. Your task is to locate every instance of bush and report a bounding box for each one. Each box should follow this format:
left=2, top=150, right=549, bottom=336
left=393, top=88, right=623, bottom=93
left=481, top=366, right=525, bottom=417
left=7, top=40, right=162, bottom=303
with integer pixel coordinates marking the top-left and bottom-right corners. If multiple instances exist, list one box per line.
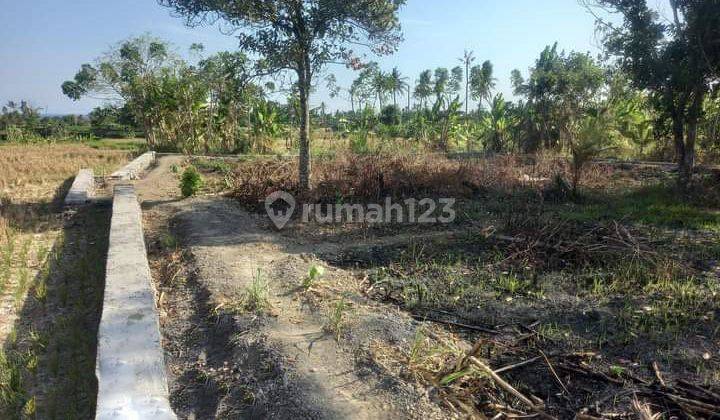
left=180, top=166, right=203, bottom=197
left=349, top=130, right=370, bottom=154
left=379, top=105, right=401, bottom=126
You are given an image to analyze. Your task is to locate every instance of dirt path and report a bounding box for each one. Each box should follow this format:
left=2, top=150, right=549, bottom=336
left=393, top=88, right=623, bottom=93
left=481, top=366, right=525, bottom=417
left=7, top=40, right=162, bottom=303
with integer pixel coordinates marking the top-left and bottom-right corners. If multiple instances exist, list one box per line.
left=138, top=157, right=443, bottom=419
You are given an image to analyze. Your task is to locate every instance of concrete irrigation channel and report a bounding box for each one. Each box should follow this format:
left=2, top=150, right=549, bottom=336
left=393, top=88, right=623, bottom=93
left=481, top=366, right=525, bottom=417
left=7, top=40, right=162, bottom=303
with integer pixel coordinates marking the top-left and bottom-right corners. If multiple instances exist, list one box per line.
left=67, top=152, right=176, bottom=419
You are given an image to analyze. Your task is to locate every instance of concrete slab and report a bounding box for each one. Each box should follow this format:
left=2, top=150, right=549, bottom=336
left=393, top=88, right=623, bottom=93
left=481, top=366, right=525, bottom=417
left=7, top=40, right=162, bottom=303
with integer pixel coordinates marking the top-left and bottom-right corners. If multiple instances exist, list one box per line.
left=95, top=184, right=175, bottom=420
left=111, top=151, right=157, bottom=180
left=65, top=169, right=94, bottom=205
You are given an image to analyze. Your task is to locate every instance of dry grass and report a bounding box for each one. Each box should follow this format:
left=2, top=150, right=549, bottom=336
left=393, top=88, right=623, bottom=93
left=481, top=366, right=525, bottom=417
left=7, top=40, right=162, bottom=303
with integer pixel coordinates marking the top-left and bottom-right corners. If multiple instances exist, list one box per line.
left=230, top=152, right=566, bottom=208
left=0, top=143, right=127, bottom=416
left=0, top=143, right=128, bottom=201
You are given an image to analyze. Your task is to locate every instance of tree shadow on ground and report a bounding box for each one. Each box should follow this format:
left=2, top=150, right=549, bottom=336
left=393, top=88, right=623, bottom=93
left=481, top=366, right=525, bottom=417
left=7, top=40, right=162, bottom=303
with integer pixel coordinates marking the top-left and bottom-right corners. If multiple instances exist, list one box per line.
left=1, top=202, right=111, bottom=419
left=0, top=177, right=75, bottom=235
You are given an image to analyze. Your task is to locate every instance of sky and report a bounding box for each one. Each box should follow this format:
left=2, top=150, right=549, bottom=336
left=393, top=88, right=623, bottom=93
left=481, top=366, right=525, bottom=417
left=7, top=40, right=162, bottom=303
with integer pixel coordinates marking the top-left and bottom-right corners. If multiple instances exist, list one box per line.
left=0, top=0, right=621, bottom=115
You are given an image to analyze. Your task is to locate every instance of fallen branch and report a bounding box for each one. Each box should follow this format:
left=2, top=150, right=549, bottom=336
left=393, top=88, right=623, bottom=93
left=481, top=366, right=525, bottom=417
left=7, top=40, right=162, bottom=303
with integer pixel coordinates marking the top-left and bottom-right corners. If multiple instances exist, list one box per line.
left=468, top=356, right=536, bottom=408
left=411, top=313, right=500, bottom=334
left=651, top=361, right=666, bottom=387
left=494, top=356, right=542, bottom=374
left=539, top=350, right=570, bottom=396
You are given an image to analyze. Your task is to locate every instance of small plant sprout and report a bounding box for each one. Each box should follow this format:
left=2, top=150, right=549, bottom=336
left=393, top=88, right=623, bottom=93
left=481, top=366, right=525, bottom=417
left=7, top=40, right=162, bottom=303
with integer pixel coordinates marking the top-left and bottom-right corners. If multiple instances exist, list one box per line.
left=302, top=264, right=325, bottom=290
left=609, top=365, right=626, bottom=377
left=160, top=233, right=178, bottom=249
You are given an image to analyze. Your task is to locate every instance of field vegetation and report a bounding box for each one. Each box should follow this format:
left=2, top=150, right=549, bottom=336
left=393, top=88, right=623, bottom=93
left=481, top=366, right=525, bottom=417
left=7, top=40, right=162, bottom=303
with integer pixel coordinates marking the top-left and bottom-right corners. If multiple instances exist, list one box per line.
left=2, top=0, right=719, bottom=417
left=0, top=144, right=128, bottom=417
left=177, top=151, right=720, bottom=418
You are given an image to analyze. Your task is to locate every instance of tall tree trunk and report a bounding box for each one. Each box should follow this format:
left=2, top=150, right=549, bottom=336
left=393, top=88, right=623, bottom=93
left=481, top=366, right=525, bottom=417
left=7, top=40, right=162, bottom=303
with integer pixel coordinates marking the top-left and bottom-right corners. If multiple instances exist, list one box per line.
left=464, top=63, right=469, bottom=121
left=678, top=88, right=704, bottom=188
left=672, top=110, right=688, bottom=188
left=297, top=64, right=311, bottom=191
left=143, top=117, right=156, bottom=149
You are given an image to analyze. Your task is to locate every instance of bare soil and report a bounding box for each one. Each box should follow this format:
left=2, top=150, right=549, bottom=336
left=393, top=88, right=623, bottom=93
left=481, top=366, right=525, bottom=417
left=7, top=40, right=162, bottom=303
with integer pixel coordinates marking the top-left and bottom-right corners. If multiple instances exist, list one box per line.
left=140, top=156, right=444, bottom=419
left=141, top=156, right=720, bottom=419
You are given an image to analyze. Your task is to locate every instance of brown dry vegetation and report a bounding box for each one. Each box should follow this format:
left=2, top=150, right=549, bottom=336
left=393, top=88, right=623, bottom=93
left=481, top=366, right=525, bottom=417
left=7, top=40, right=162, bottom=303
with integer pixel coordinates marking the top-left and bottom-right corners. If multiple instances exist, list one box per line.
left=181, top=152, right=720, bottom=418
left=230, top=153, right=569, bottom=207
left=0, top=143, right=128, bottom=417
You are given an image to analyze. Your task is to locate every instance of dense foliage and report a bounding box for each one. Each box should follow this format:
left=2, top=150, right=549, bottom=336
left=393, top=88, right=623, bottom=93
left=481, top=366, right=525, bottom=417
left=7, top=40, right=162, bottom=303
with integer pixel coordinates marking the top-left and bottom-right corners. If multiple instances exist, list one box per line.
left=6, top=1, right=718, bottom=191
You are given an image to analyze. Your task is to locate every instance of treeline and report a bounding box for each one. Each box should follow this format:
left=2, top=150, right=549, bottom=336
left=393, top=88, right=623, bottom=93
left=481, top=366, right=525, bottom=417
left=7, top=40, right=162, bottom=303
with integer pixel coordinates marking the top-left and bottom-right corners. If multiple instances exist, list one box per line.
left=61, top=36, right=290, bottom=154
left=54, top=34, right=720, bottom=167
left=326, top=43, right=720, bottom=164
left=0, top=101, right=141, bottom=142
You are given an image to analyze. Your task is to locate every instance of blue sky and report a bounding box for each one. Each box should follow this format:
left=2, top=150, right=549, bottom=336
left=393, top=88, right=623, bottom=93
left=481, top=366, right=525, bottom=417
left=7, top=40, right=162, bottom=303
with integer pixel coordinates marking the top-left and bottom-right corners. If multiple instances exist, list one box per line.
left=0, top=0, right=620, bottom=115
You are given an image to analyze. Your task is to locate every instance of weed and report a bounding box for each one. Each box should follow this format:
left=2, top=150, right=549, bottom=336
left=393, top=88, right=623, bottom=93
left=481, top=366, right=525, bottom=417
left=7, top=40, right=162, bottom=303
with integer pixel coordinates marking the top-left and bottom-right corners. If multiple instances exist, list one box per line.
left=0, top=348, right=25, bottom=413
left=493, top=272, right=530, bottom=296
left=324, top=297, right=349, bottom=341
left=537, top=323, right=572, bottom=342
left=33, top=278, right=47, bottom=303
left=609, top=365, right=626, bottom=377
left=194, top=158, right=232, bottom=174
left=160, top=233, right=178, bottom=249
left=302, top=264, right=325, bottom=290
left=180, top=165, right=204, bottom=198
left=240, top=269, right=270, bottom=313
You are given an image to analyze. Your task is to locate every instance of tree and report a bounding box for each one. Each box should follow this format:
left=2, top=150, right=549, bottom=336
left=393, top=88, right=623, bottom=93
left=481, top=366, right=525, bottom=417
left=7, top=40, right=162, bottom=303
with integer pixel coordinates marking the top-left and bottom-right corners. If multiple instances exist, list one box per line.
left=158, top=0, right=406, bottom=191
left=450, top=66, right=464, bottom=98
left=470, top=60, right=496, bottom=114
left=371, top=69, right=390, bottom=109
left=481, top=94, right=515, bottom=152
left=512, top=44, right=604, bottom=150
left=351, top=62, right=380, bottom=112
left=433, top=67, right=450, bottom=105
left=458, top=50, right=476, bottom=119
left=387, top=67, right=408, bottom=110
left=585, top=0, right=720, bottom=188
left=414, top=70, right=433, bottom=109
left=62, top=35, right=180, bottom=147
left=569, top=111, right=616, bottom=194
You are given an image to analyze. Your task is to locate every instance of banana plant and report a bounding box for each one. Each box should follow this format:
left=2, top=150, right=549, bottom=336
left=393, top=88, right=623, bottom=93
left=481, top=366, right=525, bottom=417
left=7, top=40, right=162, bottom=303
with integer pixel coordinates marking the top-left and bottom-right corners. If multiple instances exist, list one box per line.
left=480, top=94, right=515, bottom=152
left=249, top=101, right=283, bottom=153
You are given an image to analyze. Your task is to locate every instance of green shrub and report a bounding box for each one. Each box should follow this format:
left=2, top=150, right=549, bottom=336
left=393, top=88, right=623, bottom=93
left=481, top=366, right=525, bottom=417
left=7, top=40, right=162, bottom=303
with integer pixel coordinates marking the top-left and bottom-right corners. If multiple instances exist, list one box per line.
left=349, top=130, right=370, bottom=154
left=180, top=166, right=203, bottom=197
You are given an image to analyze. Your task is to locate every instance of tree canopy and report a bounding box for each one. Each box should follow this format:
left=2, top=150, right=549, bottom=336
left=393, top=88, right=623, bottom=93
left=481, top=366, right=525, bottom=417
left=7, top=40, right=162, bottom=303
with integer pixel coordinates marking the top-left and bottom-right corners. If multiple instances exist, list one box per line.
left=158, top=0, right=406, bottom=190
left=586, top=0, right=720, bottom=187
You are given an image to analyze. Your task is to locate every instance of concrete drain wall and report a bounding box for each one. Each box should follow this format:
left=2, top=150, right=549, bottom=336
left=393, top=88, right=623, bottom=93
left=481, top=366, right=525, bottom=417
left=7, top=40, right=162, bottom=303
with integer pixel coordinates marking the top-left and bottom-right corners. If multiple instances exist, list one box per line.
left=65, top=169, right=94, bottom=206
left=95, top=184, right=175, bottom=419
left=111, top=151, right=157, bottom=180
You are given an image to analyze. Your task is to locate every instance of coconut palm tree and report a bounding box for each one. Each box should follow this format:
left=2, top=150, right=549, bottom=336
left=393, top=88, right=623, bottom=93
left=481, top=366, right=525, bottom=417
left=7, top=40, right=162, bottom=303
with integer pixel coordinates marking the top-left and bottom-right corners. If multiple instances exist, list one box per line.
left=450, top=66, right=463, bottom=98
left=458, top=50, right=476, bottom=119
left=433, top=67, right=450, bottom=106
left=414, top=70, right=433, bottom=110
left=470, top=60, right=496, bottom=116
left=387, top=67, right=408, bottom=109
left=371, top=70, right=391, bottom=109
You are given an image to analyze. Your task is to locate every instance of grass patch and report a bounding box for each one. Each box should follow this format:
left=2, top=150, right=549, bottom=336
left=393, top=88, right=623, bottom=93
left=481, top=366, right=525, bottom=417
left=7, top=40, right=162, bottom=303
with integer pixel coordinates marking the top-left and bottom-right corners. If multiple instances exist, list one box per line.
left=0, top=144, right=122, bottom=418
left=85, top=137, right=147, bottom=153
left=556, top=184, right=720, bottom=231
left=324, top=297, right=350, bottom=341
left=238, top=269, right=271, bottom=313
